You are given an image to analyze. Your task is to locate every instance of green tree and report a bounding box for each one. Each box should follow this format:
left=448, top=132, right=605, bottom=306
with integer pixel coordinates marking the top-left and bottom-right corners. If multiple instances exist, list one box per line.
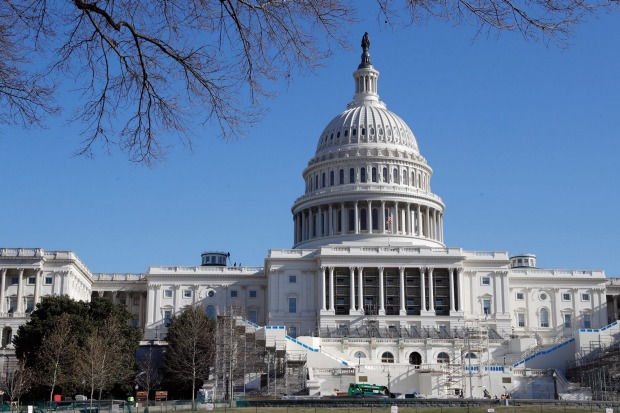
left=1, top=1, right=612, bottom=165
left=13, top=295, right=141, bottom=397
left=164, top=306, right=215, bottom=408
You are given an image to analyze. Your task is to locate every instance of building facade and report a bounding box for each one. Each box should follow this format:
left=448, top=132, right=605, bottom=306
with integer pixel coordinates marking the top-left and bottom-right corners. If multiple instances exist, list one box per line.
left=1, top=36, right=619, bottom=399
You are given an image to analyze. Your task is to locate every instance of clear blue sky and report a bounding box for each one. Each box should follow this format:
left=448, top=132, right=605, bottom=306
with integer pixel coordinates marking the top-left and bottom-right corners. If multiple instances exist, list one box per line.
left=1, top=6, right=619, bottom=276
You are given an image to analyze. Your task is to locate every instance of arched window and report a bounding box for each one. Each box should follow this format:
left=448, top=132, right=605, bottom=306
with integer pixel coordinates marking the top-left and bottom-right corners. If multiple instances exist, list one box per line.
left=207, top=305, right=215, bottom=320
left=464, top=352, right=477, bottom=359
left=360, top=208, right=367, bottom=231
left=540, top=308, right=550, bottom=328
left=437, top=352, right=450, bottom=364
left=354, top=351, right=366, bottom=362
left=349, top=168, right=355, bottom=183
left=393, top=168, right=399, bottom=184
left=411, top=172, right=415, bottom=187
left=382, top=168, right=388, bottom=182
left=371, top=167, right=377, bottom=183
left=314, top=175, right=318, bottom=190
left=381, top=352, right=395, bottom=363
left=322, top=173, right=326, bottom=188
left=403, top=170, right=408, bottom=185
left=360, top=167, right=367, bottom=183
left=409, top=352, right=422, bottom=366
left=330, top=171, right=335, bottom=186
left=339, top=169, right=345, bottom=185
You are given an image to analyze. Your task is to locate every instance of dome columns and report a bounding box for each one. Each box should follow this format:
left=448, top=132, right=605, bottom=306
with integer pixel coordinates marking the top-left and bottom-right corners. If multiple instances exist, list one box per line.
left=293, top=200, right=445, bottom=247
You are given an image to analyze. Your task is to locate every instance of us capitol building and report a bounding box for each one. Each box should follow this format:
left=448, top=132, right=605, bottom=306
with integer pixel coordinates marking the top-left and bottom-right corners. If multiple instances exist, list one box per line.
left=2, top=35, right=619, bottom=400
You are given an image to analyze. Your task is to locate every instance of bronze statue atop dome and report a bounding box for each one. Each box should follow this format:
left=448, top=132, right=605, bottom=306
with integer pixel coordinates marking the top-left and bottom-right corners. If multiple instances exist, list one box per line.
left=359, top=32, right=372, bottom=69
left=362, top=32, right=370, bottom=52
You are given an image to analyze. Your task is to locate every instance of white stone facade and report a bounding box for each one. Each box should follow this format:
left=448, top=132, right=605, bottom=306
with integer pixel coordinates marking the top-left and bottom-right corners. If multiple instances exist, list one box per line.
left=1, top=37, right=618, bottom=399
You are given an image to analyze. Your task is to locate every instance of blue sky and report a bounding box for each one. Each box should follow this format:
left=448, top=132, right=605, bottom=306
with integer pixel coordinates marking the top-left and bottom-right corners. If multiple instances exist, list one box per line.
left=1, top=6, right=619, bottom=276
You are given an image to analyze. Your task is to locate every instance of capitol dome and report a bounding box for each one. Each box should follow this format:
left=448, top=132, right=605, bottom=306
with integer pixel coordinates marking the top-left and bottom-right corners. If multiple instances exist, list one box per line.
left=292, top=34, right=445, bottom=250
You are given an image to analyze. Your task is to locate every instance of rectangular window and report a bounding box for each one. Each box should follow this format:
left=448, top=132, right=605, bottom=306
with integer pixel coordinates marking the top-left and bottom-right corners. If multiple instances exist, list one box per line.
left=11, top=277, right=18, bottom=285
left=25, top=298, right=34, bottom=313
left=44, top=276, right=53, bottom=285
left=482, top=299, right=491, bottom=315
left=289, top=275, right=297, bottom=283
left=517, top=313, right=525, bottom=327
left=183, top=290, right=192, bottom=298
left=163, top=290, right=173, bottom=298
left=248, top=310, right=257, bottom=323
left=516, top=292, right=524, bottom=300
left=230, top=290, right=238, bottom=298
left=564, top=314, right=572, bottom=328
left=481, top=277, right=490, bottom=286
left=133, top=297, right=140, bottom=306
left=164, top=310, right=172, bottom=325
left=249, top=290, right=257, bottom=298
left=581, top=293, right=590, bottom=301
left=27, top=276, right=36, bottom=285
left=583, top=313, right=591, bottom=328
left=562, top=293, right=571, bottom=301
left=289, top=297, right=297, bottom=313
left=119, top=298, right=126, bottom=305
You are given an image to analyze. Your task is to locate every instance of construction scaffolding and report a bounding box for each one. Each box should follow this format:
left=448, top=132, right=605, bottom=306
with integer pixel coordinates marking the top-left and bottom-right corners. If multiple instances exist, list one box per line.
left=567, top=336, right=620, bottom=401
left=212, top=309, right=307, bottom=400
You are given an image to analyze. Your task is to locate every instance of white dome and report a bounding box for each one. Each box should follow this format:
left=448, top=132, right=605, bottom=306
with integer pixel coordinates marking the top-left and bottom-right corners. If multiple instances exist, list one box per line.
left=315, top=104, right=419, bottom=157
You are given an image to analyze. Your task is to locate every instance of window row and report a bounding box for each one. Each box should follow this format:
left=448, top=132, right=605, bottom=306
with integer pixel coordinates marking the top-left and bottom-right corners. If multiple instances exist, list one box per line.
left=3, top=275, right=54, bottom=285
left=515, top=310, right=591, bottom=329
left=162, top=288, right=260, bottom=299
left=306, top=166, right=429, bottom=193
left=320, top=125, right=414, bottom=147
left=514, top=291, right=591, bottom=301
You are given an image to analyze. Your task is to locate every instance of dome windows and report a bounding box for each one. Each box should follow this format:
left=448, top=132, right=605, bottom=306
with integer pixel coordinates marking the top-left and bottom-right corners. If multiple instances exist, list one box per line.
left=344, top=130, right=348, bottom=137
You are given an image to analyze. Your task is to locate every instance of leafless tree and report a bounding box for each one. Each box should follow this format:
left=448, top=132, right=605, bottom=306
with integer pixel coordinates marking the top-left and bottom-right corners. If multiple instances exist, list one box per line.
left=0, top=1, right=613, bottom=165
left=164, top=305, right=216, bottom=409
left=136, top=345, right=162, bottom=404
left=76, top=316, right=134, bottom=405
left=378, top=0, right=609, bottom=42
left=34, top=313, right=79, bottom=402
left=0, top=358, right=34, bottom=406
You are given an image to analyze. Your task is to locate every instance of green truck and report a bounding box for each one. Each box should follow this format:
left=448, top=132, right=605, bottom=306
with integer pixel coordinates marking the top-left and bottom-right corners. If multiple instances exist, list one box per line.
left=347, top=383, right=391, bottom=398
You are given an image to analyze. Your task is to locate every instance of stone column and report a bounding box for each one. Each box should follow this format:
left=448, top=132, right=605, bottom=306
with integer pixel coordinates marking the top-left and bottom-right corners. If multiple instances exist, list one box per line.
left=340, top=202, right=346, bottom=234
left=417, top=204, right=423, bottom=236
left=349, top=267, right=356, bottom=312
left=381, top=201, right=386, bottom=233
left=308, top=208, right=314, bottom=238
left=457, top=268, right=464, bottom=312
left=449, top=268, right=456, bottom=313
left=394, top=202, right=399, bottom=234
left=614, top=295, right=619, bottom=320
left=428, top=267, right=435, bottom=312
left=378, top=267, right=385, bottom=315
left=439, top=213, right=444, bottom=243
left=154, top=285, right=161, bottom=325
left=173, top=285, right=181, bottom=313
left=367, top=201, right=373, bottom=233
left=320, top=267, right=327, bottom=311
left=0, top=269, right=6, bottom=314
left=358, top=267, right=364, bottom=312
left=16, top=268, right=24, bottom=313
left=420, top=267, right=427, bottom=312
left=425, top=208, right=430, bottom=238
left=399, top=267, right=406, bottom=316
left=406, top=204, right=412, bottom=235
left=354, top=201, right=359, bottom=234
left=34, top=269, right=42, bottom=304
left=146, top=285, right=155, bottom=325
left=329, top=267, right=335, bottom=312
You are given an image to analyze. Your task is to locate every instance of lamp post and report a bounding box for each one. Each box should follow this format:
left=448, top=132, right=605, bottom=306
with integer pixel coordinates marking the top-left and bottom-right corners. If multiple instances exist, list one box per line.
left=552, top=371, right=559, bottom=400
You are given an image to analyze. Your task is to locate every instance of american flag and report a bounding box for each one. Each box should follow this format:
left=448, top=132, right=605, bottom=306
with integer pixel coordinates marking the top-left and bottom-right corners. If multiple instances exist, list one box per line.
left=386, top=215, right=393, bottom=227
